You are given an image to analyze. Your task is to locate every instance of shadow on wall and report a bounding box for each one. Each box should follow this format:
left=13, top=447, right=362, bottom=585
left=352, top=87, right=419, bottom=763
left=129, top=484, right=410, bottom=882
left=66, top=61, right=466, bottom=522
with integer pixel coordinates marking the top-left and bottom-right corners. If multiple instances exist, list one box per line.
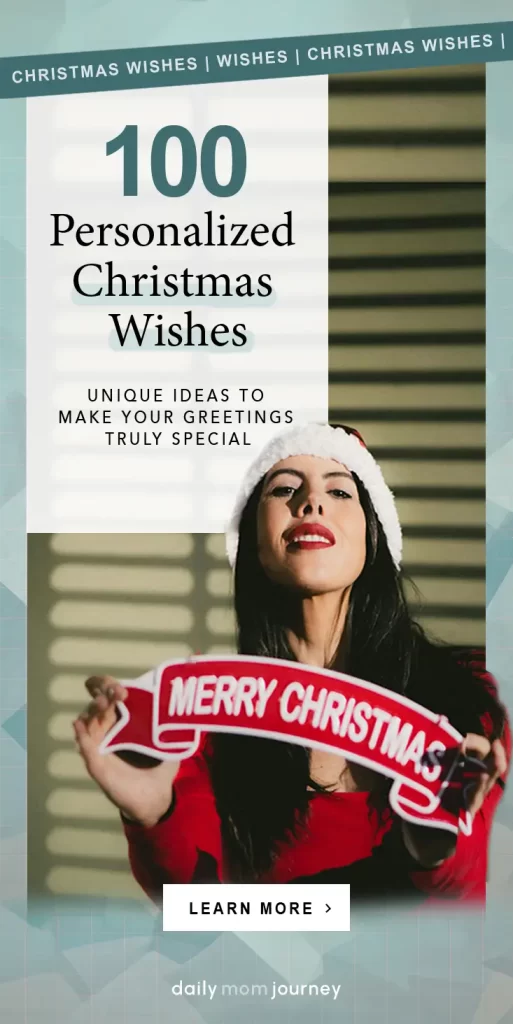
left=327, top=63, right=484, bottom=647
left=28, top=532, right=232, bottom=901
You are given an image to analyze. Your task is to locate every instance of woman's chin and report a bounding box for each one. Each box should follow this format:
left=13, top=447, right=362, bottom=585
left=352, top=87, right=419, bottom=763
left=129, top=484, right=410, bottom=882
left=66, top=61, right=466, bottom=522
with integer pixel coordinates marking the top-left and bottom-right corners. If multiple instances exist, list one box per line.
left=284, top=571, right=351, bottom=596
left=262, top=553, right=362, bottom=594
left=278, top=554, right=362, bottom=595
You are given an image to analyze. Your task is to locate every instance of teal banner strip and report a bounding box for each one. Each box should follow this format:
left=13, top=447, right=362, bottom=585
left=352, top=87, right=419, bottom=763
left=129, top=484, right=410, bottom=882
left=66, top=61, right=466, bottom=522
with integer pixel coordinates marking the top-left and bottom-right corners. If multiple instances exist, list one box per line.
left=1, top=21, right=512, bottom=98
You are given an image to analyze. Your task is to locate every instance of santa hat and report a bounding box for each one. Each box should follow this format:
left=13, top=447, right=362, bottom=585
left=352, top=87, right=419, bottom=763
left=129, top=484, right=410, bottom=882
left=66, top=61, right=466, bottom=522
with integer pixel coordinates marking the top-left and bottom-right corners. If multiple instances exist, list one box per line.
left=225, top=422, right=402, bottom=570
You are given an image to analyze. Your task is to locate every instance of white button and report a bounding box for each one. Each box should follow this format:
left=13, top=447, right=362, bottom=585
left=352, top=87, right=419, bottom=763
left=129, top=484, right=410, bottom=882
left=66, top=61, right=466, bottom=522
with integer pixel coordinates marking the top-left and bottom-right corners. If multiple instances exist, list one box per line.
left=163, top=884, right=350, bottom=932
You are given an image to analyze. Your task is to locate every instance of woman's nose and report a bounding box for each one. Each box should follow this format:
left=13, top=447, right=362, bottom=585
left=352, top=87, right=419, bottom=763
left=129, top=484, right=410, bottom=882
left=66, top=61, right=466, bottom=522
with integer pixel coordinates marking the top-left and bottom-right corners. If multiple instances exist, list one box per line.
left=297, top=493, right=324, bottom=517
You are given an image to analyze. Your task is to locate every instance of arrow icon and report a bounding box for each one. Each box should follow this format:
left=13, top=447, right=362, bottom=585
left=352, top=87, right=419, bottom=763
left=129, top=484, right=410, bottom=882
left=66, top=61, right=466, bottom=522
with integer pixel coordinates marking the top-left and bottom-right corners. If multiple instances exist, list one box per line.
left=325, top=904, right=331, bottom=913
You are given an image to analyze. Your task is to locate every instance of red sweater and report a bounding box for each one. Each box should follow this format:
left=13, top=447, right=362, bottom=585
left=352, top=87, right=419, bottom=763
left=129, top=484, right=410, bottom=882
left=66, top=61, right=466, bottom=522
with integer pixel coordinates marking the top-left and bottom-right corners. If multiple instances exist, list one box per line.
left=123, top=652, right=509, bottom=905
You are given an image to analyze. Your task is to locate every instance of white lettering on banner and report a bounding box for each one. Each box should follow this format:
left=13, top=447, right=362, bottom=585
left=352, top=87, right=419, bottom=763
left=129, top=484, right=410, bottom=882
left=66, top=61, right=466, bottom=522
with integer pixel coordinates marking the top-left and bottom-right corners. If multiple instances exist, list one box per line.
left=347, top=700, right=372, bottom=743
left=168, top=674, right=278, bottom=719
left=255, top=677, right=278, bottom=717
left=165, top=673, right=446, bottom=783
left=319, top=690, right=345, bottom=732
left=401, top=730, right=427, bottom=773
left=193, top=676, right=218, bottom=715
left=99, top=655, right=473, bottom=832
left=279, top=681, right=303, bottom=722
left=368, top=708, right=392, bottom=749
left=212, top=676, right=239, bottom=715
left=167, top=676, right=196, bottom=716
left=380, top=717, right=413, bottom=761
left=298, top=684, right=328, bottom=726
left=340, top=696, right=356, bottom=737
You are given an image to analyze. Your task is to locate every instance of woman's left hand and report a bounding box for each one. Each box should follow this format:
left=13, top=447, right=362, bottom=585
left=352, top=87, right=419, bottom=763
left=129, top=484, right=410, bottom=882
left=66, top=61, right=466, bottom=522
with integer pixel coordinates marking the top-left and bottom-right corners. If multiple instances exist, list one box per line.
left=401, top=733, right=508, bottom=867
left=459, top=733, right=507, bottom=817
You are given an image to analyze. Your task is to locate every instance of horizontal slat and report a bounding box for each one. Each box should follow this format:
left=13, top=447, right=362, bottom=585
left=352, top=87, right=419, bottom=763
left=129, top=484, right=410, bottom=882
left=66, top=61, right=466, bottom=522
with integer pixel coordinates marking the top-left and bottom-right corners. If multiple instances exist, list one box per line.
left=328, top=188, right=483, bottom=220
left=49, top=636, right=191, bottom=669
left=405, top=564, right=483, bottom=580
left=328, top=421, right=484, bottom=448
left=330, top=293, right=484, bottom=309
left=371, top=449, right=482, bottom=461
left=50, top=673, right=97, bottom=704
left=413, top=604, right=482, bottom=620
left=331, top=409, right=482, bottom=421
left=47, top=788, right=119, bottom=820
left=329, top=267, right=483, bottom=295
left=330, top=254, right=483, bottom=271
left=379, top=460, right=483, bottom=488
left=50, top=563, right=194, bottom=596
left=330, top=382, right=483, bottom=410
left=207, top=534, right=231, bottom=560
left=419, top=617, right=485, bottom=646
left=46, top=827, right=128, bottom=860
left=207, top=643, right=238, bottom=655
left=49, top=599, right=193, bottom=634
left=406, top=576, right=484, bottom=606
left=329, top=306, right=484, bottom=332
left=328, top=94, right=484, bottom=131
left=329, top=146, right=484, bottom=182
left=395, top=499, right=483, bottom=527
left=329, top=181, right=483, bottom=193
left=331, top=371, right=482, bottom=384
left=330, top=214, right=483, bottom=233
left=46, top=865, right=142, bottom=898
left=403, top=526, right=483, bottom=540
left=330, top=130, right=484, bottom=146
left=402, top=537, right=483, bottom=567
left=329, top=331, right=483, bottom=346
left=49, top=750, right=89, bottom=780
left=330, top=66, right=483, bottom=86
left=50, top=533, right=193, bottom=558
left=329, top=344, right=484, bottom=371
left=330, top=229, right=483, bottom=258
left=206, top=569, right=233, bottom=598
left=391, top=487, right=482, bottom=500
left=206, top=607, right=236, bottom=637
left=49, top=711, right=82, bottom=742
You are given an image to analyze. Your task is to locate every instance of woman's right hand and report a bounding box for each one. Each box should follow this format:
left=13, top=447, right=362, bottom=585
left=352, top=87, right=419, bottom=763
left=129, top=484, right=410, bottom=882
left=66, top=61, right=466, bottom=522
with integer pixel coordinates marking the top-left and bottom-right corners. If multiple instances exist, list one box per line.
left=73, top=676, right=181, bottom=828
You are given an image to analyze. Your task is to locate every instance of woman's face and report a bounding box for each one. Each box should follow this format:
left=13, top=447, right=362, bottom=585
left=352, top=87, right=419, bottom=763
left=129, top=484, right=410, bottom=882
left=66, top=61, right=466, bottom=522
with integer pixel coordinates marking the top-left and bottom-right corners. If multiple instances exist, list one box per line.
left=256, top=455, right=367, bottom=595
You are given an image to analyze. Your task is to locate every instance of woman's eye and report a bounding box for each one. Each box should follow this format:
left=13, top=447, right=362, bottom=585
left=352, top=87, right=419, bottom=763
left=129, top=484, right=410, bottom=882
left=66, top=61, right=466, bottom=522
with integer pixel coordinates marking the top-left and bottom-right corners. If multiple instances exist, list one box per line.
left=328, top=488, right=352, bottom=499
left=270, top=485, right=297, bottom=497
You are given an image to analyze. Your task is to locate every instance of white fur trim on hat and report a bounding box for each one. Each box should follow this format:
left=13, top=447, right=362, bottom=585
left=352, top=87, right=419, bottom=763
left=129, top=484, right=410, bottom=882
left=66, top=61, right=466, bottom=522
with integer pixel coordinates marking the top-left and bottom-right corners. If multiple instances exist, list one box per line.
left=225, top=422, right=402, bottom=569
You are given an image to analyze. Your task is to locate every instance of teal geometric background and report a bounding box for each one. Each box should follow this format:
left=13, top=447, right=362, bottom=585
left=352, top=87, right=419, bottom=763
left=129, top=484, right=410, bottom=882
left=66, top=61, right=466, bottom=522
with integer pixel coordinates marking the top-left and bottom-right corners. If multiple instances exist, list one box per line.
left=2, top=2, right=513, bottom=1022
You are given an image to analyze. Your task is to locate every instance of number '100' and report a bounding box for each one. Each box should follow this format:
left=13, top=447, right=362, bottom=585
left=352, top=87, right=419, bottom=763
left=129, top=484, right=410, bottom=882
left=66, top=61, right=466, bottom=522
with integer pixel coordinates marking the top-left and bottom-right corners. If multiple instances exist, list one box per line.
left=106, top=124, right=247, bottom=197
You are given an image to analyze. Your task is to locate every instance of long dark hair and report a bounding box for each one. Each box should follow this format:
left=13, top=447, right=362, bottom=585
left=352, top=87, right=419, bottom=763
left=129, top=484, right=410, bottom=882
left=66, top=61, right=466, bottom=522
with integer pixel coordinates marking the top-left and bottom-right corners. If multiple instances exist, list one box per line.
left=207, top=436, right=505, bottom=880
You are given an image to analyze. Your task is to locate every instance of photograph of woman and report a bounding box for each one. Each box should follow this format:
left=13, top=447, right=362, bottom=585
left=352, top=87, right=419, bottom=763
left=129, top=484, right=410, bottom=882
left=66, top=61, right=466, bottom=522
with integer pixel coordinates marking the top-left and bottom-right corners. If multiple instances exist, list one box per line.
left=73, top=422, right=510, bottom=905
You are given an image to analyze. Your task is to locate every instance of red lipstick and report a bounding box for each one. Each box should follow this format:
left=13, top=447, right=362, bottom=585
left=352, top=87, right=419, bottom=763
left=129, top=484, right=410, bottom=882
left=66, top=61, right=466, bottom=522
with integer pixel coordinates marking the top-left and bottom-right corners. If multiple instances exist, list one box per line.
left=285, top=523, right=335, bottom=550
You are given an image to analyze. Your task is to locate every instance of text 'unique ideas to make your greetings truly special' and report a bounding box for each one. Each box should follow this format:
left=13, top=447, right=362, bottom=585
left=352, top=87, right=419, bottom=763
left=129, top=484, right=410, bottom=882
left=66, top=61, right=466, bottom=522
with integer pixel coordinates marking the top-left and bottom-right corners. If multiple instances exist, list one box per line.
left=25, top=78, right=328, bottom=532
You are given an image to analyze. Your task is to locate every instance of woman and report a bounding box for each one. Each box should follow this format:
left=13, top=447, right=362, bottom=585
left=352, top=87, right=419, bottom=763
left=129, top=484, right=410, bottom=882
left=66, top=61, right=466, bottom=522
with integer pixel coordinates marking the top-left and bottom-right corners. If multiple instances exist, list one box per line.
left=74, top=422, right=509, bottom=903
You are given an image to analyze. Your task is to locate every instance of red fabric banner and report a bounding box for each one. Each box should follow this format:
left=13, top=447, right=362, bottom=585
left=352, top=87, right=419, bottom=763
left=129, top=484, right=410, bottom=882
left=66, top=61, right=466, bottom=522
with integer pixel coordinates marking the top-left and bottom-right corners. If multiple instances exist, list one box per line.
left=99, top=654, right=477, bottom=836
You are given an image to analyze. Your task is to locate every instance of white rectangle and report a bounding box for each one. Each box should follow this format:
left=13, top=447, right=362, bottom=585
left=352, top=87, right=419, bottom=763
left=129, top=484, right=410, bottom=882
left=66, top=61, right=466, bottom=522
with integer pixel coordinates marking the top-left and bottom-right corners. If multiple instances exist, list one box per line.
left=162, top=884, right=350, bottom=932
left=26, top=78, right=328, bottom=533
